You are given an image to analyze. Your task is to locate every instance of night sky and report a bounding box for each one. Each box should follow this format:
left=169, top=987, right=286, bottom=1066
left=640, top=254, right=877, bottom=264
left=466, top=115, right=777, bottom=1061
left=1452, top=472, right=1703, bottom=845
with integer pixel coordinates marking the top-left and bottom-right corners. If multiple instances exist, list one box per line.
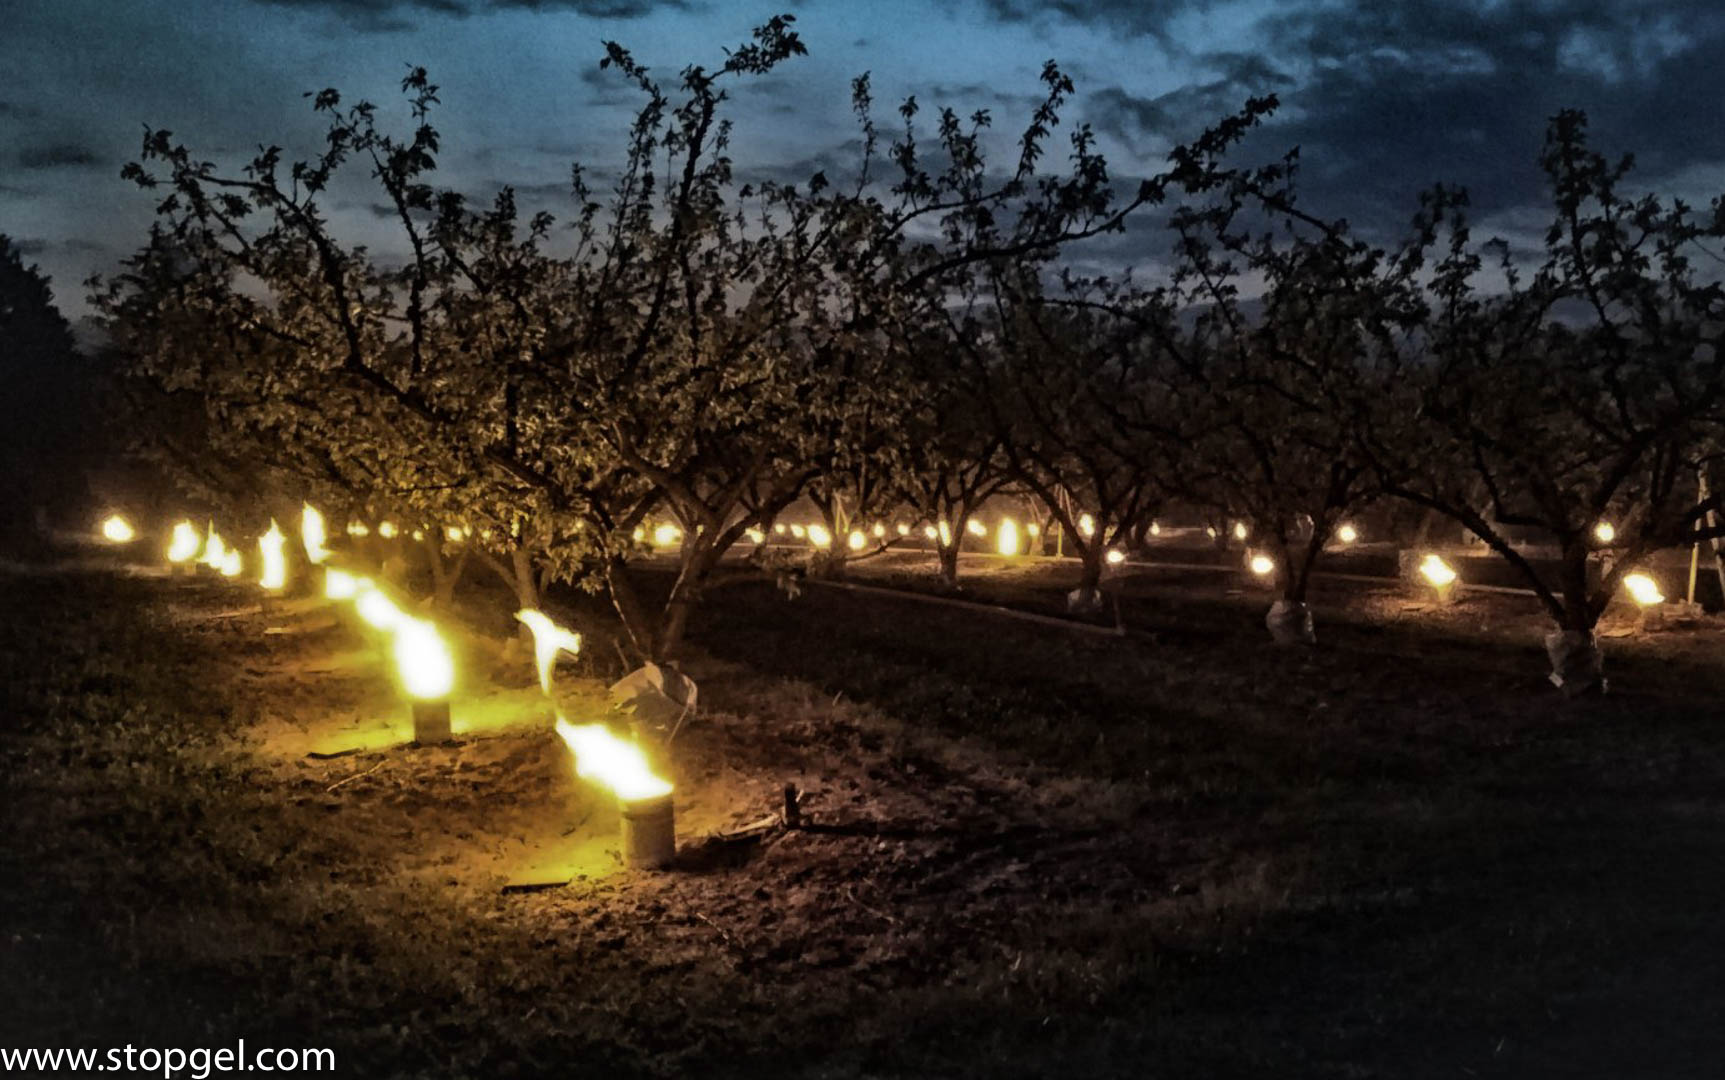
left=4, top=0, right=1722, bottom=320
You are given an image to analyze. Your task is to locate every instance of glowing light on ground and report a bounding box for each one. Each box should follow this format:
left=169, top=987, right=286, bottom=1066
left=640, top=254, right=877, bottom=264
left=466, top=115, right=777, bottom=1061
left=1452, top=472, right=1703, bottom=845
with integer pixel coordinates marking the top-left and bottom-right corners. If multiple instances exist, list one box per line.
left=411, top=529, right=425, bottom=542
left=347, top=522, right=371, bottom=538
left=1419, top=554, right=1457, bottom=588
left=200, top=528, right=228, bottom=570
left=445, top=526, right=465, bottom=543
left=100, top=515, right=136, bottom=543
left=324, top=568, right=361, bottom=600
left=301, top=505, right=331, bottom=564
left=1149, top=522, right=1161, bottom=537
left=996, top=517, right=1020, bottom=556
left=1623, top=572, right=1663, bottom=606
left=1027, top=522, right=1040, bottom=538
left=774, top=524, right=787, bottom=535
left=1105, top=549, right=1126, bottom=565
left=745, top=528, right=765, bottom=544
left=790, top=524, right=806, bottom=539
left=1594, top=521, right=1616, bottom=544
left=516, top=609, right=582, bottom=696
left=872, top=523, right=886, bottom=538
left=1249, top=554, right=1275, bottom=577
left=966, top=519, right=986, bottom=537
left=219, top=549, right=243, bottom=577
left=166, top=521, right=201, bottom=563
left=848, top=529, right=866, bottom=551
left=393, top=616, right=455, bottom=700
left=896, top=522, right=910, bottom=536
left=1233, top=522, right=1249, bottom=541
left=554, top=715, right=672, bottom=801
left=924, top=525, right=938, bottom=540
left=653, top=523, right=682, bottom=547
left=356, top=586, right=405, bottom=631
left=258, top=520, right=288, bottom=591
left=378, top=521, right=398, bottom=539
left=1079, top=513, right=1095, bottom=538
left=1337, top=523, right=1358, bottom=544
left=807, top=524, right=832, bottom=549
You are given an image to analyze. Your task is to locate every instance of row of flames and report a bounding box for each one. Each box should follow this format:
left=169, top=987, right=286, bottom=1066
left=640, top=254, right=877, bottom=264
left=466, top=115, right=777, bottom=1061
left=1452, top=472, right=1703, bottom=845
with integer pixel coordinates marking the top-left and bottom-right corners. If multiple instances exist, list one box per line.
left=118, top=506, right=672, bottom=819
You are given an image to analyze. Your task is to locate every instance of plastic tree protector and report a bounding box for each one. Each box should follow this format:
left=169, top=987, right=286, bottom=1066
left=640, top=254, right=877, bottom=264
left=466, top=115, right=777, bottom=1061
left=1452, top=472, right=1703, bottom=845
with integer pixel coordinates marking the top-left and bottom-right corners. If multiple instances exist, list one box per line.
left=515, top=609, right=583, bottom=696
left=301, top=504, right=331, bottom=564
left=258, top=520, right=288, bottom=591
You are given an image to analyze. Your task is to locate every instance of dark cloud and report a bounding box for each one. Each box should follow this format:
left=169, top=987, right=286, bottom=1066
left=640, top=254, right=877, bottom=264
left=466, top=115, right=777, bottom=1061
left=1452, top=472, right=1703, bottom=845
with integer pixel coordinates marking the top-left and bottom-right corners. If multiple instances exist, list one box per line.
left=12, top=238, right=49, bottom=256
left=251, top=0, right=688, bottom=25
left=17, top=142, right=103, bottom=169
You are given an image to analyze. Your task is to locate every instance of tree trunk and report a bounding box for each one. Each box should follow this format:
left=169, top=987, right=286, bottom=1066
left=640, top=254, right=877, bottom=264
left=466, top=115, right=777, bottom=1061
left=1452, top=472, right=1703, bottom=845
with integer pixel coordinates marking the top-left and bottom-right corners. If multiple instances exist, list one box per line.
left=937, top=542, right=960, bottom=587
left=1068, top=549, right=1104, bottom=613
left=1547, top=539, right=1605, bottom=695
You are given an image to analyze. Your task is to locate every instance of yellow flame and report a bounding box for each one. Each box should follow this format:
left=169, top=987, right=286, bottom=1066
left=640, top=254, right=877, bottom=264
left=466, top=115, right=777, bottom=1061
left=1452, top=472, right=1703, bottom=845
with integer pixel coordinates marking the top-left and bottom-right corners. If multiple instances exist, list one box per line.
left=937, top=520, right=953, bottom=547
left=100, top=515, right=136, bottom=543
left=515, top=609, right=582, bottom=696
left=1249, top=554, right=1275, bottom=576
left=258, top=520, right=288, bottom=591
left=896, top=522, right=910, bottom=536
left=923, top=524, right=938, bottom=540
left=1623, top=572, right=1663, bottom=606
left=1105, top=548, right=1126, bottom=565
left=355, top=585, right=404, bottom=632
left=1233, top=522, right=1249, bottom=541
left=997, top=517, right=1020, bottom=556
left=632, top=526, right=646, bottom=542
left=393, top=616, right=454, bottom=700
left=790, top=523, right=805, bottom=539
left=1150, top=522, right=1160, bottom=536
left=347, top=522, right=371, bottom=538
left=653, top=523, right=682, bottom=547
left=445, top=526, right=465, bottom=543
left=1594, top=521, right=1616, bottom=544
left=324, top=568, right=361, bottom=600
left=966, top=518, right=986, bottom=538
left=848, top=529, right=867, bottom=551
left=1337, top=523, right=1358, bottom=544
left=200, top=527, right=228, bottom=569
left=166, top=520, right=201, bottom=563
left=378, top=521, right=399, bottom=539
left=774, top=523, right=788, bottom=535
left=301, top=504, right=331, bottom=564
left=411, top=529, right=425, bottom=542
left=808, top=524, right=832, bottom=549
left=554, top=715, right=672, bottom=802
left=745, top=527, right=765, bottom=544
left=1419, top=554, right=1457, bottom=588
left=1079, top=513, right=1095, bottom=538
left=1027, top=522, right=1041, bottom=538
left=219, top=548, right=243, bottom=578
left=872, top=523, right=886, bottom=538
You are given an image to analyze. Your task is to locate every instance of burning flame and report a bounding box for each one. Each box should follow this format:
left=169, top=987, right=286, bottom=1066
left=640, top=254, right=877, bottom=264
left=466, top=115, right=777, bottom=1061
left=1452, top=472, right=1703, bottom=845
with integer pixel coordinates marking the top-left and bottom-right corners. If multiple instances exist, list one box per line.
left=200, top=527, right=228, bottom=570
left=445, top=526, right=465, bottom=543
left=1623, top=572, right=1663, bottom=607
left=1027, top=522, right=1041, bottom=538
left=847, top=529, right=867, bottom=551
left=1594, top=521, right=1616, bottom=544
left=896, top=522, right=910, bottom=536
left=554, top=715, right=672, bottom=802
left=774, top=523, right=787, bottom=535
left=1105, top=548, right=1126, bottom=566
left=411, top=529, right=425, bottom=542
left=324, top=568, right=361, bottom=600
left=101, top=514, right=136, bottom=543
left=653, top=523, right=682, bottom=547
left=355, top=585, right=405, bottom=631
left=219, top=548, right=243, bottom=578
left=515, top=608, right=582, bottom=696
left=997, top=517, right=1020, bottom=556
left=632, top=526, right=646, bottom=542
left=966, top=519, right=986, bottom=538
left=1249, top=553, right=1275, bottom=577
left=258, top=520, right=288, bottom=591
left=301, top=505, right=331, bottom=564
left=790, top=523, right=806, bottom=539
left=378, top=521, right=399, bottom=539
left=166, top=520, right=201, bottom=563
left=1233, top=522, right=1249, bottom=541
left=393, top=616, right=454, bottom=701
left=923, top=524, right=938, bottom=541
left=745, top=527, right=765, bottom=544
left=1078, top=513, right=1095, bottom=538
left=1149, top=522, right=1160, bottom=537
left=872, top=523, right=886, bottom=538
left=1419, top=554, right=1457, bottom=588
left=347, top=522, right=371, bottom=538
left=937, top=520, right=953, bottom=547
left=807, top=524, right=832, bottom=549
left=1337, top=523, right=1358, bottom=544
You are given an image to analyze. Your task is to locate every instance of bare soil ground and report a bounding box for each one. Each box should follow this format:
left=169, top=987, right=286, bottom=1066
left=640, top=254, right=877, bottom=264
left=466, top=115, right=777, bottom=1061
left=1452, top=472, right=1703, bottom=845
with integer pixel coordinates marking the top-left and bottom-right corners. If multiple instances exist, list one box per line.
left=5, top=550, right=1725, bottom=1077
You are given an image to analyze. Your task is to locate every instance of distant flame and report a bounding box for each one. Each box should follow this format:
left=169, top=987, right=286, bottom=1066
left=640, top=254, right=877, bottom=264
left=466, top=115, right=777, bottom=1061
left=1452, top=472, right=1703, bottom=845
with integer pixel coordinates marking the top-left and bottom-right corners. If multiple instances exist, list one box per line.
left=923, top=524, right=938, bottom=541
left=1233, top=522, right=1249, bottom=541
left=807, top=524, right=832, bottom=549
left=1027, top=522, right=1041, bottom=538
left=301, top=505, right=331, bottom=564
left=966, top=519, right=986, bottom=538
left=378, top=521, right=398, bottom=539
left=166, top=520, right=201, bottom=563
left=1149, top=522, right=1160, bottom=537
left=219, top=548, right=243, bottom=578
left=653, top=523, right=681, bottom=547
left=774, top=523, right=788, bottom=535
left=790, top=524, right=806, bottom=539
left=1079, top=513, right=1095, bottom=538
left=347, top=522, right=371, bottom=538
left=200, top=527, right=229, bottom=570
left=1419, top=554, right=1457, bottom=588
left=996, top=517, right=1020, bottom=556
left=445, top=526, right=465, bottom=543
left=847, top=529, right=866, bottom=551
left=324, top=568, right=361, bottom=600
left=1105, top=548, right=1126, bottom=565
left=554, top=715, right=672, bottom=802
left=1337, top=523, right=1358, bottom=544
left=1249, top=554, right=1275, bottom=576
left=1623, top=572, right=1663, bottom=607
left=872, top=523, right=886, bottom=538
left=1594, top=521, right=1616, bottom=544
left=515, top=608, right=582, bottom=696
left=101, top=514, right=136, bottom=544
left=393, top=616, right=454, bottom=700
left=896, top=522, right=910, bottom=536
left=745, top=527, right=765, bottom=544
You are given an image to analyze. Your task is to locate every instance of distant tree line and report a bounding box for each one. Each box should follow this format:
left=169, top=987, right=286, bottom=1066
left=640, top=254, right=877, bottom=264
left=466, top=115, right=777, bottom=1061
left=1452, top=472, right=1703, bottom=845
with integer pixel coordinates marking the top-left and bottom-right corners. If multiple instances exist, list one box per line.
left=93, top=15, right=1725, bottom=693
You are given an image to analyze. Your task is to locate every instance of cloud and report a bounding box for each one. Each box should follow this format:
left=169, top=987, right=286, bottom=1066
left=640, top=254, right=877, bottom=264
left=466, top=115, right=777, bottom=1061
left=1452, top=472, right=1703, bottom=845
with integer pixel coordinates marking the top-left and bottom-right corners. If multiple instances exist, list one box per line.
left=16, top=142, right=102, bottom=169
left=250, top=0, right=689, bottom=26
